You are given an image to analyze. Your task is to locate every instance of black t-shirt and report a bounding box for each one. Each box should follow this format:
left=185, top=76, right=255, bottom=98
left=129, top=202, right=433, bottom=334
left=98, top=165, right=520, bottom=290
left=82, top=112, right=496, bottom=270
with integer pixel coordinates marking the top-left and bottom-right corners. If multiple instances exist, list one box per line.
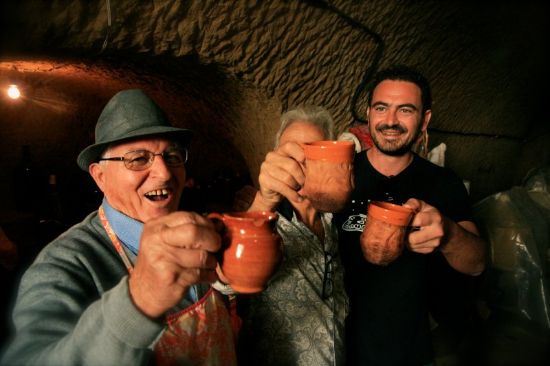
left=334, top=151, right=471, bottom=366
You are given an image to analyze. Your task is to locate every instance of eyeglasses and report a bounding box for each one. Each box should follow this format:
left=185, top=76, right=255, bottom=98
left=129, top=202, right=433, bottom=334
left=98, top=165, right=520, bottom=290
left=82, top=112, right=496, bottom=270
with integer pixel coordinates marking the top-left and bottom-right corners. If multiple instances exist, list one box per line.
left=98, top=148, right=188, bottom=171
left=322, top=252, right=334, bottom=300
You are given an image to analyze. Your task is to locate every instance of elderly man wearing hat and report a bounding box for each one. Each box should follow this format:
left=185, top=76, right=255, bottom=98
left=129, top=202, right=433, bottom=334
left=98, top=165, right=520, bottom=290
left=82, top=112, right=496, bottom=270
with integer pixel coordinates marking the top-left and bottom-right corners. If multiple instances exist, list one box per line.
left=1, top=90, right=238, bottom=366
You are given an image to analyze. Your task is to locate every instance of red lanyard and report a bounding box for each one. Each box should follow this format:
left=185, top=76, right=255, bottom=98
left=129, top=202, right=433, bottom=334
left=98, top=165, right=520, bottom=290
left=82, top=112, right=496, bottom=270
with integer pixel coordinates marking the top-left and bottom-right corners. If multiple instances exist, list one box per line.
left=98, top=205, right=134, bottom=273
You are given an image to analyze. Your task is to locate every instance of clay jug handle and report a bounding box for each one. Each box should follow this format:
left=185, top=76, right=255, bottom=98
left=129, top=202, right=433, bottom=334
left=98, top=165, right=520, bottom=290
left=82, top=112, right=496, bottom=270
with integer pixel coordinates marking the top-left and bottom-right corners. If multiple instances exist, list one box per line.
left=207, top=213, right=227, bottom=261
left=207, top=212, right=224, bottom=221
left=207, top=212, right=225, bottom=231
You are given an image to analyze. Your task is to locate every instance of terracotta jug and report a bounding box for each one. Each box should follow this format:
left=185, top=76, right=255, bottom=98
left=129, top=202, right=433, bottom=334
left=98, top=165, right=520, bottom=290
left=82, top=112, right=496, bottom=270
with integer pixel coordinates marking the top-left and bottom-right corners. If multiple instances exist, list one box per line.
left=360, top=201, right=414, bottom=266
left=208, top=211, right=282, bottom=294
left=301, top=140, right=355, bottom=212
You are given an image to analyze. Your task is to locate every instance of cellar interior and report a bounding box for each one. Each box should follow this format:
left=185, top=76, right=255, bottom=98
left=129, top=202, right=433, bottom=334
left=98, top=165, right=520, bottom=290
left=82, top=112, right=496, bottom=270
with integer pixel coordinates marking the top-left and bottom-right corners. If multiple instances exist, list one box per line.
left=0, top=1, right=549, bottom=365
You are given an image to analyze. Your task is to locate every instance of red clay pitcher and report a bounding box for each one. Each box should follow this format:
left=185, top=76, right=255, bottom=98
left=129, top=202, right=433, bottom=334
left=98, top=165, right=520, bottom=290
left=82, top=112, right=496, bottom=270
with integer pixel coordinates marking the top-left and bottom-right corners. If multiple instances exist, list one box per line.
left=208, top=211, right=282, bottom=294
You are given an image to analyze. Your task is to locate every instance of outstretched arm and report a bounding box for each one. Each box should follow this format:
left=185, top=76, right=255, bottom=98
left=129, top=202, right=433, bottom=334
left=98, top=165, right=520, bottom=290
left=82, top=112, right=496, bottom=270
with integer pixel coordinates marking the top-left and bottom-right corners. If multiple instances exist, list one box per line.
left=2, top=212, right=223, bottom=366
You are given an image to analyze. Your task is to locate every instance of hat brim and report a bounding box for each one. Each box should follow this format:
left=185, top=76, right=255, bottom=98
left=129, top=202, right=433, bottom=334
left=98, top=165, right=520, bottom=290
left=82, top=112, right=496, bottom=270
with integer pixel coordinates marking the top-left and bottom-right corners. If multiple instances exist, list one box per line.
left=77, top=127, right=193, bottom=171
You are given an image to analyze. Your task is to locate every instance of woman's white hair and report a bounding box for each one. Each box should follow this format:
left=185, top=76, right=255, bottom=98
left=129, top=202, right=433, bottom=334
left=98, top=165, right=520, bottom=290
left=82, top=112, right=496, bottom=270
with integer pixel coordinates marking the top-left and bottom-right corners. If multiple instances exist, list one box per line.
left=274, top=105, right=335, bottom=148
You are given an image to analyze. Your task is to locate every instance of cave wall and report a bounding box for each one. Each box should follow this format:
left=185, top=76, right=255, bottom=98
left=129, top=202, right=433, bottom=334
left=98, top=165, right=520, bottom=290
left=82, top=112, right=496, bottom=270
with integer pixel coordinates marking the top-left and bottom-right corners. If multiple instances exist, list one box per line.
left=0, top=0, right=549, bottom=205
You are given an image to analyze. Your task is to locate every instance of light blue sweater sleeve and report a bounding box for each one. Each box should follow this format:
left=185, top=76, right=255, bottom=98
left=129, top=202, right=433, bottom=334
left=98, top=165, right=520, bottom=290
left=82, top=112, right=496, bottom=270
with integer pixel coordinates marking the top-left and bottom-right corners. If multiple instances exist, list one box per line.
left=1, top=212, right=164, bottom=366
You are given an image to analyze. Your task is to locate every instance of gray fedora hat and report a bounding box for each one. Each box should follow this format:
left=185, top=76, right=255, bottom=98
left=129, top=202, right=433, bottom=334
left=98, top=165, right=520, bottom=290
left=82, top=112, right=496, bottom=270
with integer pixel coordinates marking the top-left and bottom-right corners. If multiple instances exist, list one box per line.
left=77, top=89, right=193, bottom=171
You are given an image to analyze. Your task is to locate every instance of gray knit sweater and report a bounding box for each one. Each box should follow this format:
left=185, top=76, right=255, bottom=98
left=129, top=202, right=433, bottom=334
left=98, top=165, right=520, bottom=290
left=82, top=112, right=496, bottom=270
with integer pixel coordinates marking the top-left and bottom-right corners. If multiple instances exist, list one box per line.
left=2, top=211, right=168, bottom=366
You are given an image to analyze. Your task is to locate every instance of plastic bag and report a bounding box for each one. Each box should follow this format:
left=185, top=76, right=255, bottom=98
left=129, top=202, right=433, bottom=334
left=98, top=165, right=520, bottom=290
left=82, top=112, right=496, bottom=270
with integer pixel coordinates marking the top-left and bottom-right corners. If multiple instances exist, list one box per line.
left=473, top=167, right=550, bottom=330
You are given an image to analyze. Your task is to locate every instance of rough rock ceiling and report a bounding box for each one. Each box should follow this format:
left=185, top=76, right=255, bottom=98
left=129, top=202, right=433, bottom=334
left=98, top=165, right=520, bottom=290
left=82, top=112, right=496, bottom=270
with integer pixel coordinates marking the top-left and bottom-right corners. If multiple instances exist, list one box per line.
left=0, top=0, right=549, bottom=204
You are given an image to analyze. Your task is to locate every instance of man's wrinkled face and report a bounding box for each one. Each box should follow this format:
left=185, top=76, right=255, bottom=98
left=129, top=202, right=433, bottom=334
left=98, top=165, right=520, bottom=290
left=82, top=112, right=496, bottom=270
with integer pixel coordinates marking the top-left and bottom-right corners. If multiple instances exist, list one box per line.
left=89, top=137, right=186, bottom=223
left=367, top=80, right=431, bottom=156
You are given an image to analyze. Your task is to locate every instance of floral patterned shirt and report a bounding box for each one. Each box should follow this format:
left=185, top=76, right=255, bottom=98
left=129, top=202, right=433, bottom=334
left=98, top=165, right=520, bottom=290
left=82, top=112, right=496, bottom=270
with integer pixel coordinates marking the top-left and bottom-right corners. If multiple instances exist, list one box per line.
left=238, top=203, right=348, bottom=365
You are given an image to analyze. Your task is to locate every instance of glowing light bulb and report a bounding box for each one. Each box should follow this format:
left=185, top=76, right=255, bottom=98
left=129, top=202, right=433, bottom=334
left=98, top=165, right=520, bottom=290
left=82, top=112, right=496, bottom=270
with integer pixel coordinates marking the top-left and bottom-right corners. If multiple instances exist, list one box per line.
left=7, top=84, right=21, bottom=99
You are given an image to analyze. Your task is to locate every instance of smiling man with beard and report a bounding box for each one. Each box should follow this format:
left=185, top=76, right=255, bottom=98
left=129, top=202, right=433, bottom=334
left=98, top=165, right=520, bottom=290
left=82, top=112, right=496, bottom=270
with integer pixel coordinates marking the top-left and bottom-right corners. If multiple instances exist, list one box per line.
left=335, top=65, right=487, bottom=366
left=1, top=89, right=238, bottom=366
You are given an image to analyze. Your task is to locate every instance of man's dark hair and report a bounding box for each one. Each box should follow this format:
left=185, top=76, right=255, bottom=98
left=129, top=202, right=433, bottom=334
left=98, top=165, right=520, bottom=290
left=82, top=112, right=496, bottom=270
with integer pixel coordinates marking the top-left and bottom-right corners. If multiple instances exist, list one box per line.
left=366, top=65, right=432, bottom=113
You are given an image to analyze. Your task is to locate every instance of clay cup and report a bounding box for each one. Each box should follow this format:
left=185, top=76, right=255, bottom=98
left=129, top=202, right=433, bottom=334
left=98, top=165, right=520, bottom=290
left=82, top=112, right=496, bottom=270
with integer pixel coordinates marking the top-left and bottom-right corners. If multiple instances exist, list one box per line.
left=301, top=140, right=355, bottom=212
left=360, top=201, right=414, bottom=266
left=208, top=211, right=282, bottom=294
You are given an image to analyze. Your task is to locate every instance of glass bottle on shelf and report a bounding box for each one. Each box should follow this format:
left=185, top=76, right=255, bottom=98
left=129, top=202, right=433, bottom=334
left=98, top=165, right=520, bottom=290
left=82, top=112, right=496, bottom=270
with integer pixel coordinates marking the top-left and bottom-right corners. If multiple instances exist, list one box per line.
left=13, top=145, right=39, bottom=214
left=43, top=173, right=64, bottom=224
left=38, top=173, right=67, bottom=245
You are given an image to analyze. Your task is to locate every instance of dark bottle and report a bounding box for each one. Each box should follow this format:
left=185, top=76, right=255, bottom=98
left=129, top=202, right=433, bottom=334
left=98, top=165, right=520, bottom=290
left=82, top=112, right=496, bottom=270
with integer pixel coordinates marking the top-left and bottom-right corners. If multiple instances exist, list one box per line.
left=38, top=173, right=67, bottom=245
left=13, top=145, right=40, bottom=214
left=43, top=174, right=64, bottom=224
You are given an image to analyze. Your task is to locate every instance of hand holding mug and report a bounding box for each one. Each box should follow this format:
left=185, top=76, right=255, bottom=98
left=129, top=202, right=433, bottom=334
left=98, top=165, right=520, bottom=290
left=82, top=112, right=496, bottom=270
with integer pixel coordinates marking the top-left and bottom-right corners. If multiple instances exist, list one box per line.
left=255, top=142, right=306, bottom=210
left=403, top=198, right=446, bottom=254
left=129, top=211, right=221, bottom=318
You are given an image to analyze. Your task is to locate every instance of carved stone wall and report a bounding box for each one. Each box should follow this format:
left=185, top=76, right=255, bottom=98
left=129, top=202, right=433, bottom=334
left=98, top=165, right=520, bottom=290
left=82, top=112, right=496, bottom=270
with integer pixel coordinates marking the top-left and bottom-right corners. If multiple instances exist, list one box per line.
left=0, top=0, right=548, bottom=204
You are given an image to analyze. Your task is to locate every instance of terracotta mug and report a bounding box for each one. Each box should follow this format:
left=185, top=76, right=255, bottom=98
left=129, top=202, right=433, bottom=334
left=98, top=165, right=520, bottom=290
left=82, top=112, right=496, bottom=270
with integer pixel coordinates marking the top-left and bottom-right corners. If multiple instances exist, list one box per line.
left=300, top=140, right=355, bottom=212
left=360, top=201, right=414, bottom=266
left=208, top=211, right=282, bottom=294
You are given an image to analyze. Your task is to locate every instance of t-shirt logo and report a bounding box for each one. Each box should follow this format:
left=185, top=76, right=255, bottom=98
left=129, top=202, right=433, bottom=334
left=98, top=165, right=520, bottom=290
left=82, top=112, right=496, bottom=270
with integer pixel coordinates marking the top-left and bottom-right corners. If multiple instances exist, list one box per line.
left=341, top=214, right=366, bottom=232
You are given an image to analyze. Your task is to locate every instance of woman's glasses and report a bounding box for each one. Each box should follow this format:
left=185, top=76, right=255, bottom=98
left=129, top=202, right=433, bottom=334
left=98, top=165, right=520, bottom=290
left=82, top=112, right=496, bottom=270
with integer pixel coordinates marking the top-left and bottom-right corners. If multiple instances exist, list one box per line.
left=322, top=252, right=334, bottom=300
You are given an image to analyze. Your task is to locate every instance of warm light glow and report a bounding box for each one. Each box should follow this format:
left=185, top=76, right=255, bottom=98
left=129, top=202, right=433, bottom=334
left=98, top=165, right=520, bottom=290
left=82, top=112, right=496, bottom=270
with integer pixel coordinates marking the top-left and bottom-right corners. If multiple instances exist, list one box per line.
left=7, top=84, right=21, bottom=99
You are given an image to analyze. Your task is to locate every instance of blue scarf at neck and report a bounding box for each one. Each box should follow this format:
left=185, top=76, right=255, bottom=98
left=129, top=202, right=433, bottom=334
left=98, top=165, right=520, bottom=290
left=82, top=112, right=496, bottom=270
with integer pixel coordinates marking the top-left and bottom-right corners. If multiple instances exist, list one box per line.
left=102, top=198, right=143, bottom=255
left=101, top=198, right=201, bottom=302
